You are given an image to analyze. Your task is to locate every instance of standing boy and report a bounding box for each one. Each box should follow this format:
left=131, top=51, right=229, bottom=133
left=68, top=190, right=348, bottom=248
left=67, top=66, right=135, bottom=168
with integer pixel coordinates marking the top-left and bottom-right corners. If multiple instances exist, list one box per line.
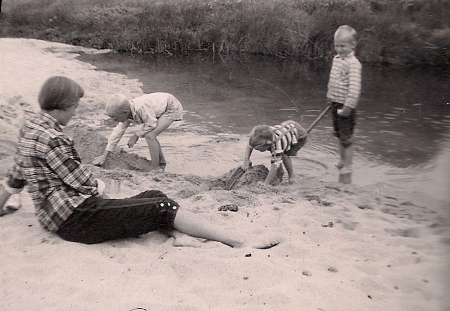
left=92, top=93, right=183, bottom=170
left=327, top=25, right=362, bottom=181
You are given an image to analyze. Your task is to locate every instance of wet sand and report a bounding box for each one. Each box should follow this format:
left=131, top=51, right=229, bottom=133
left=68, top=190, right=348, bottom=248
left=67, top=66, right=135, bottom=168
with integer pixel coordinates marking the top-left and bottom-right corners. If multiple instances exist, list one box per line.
left=1, top=38, right=449, bottom=311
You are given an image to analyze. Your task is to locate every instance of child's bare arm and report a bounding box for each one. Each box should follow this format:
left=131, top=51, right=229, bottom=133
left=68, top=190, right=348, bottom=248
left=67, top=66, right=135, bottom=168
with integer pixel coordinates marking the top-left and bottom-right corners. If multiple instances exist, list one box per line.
left=264, top=163, right=279, bottom=184
left=243, top=145, right=253, bottom=171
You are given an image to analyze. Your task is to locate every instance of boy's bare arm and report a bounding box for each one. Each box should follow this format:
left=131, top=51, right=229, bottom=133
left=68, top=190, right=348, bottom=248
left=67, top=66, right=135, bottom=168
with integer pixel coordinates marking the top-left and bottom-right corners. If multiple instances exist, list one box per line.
left=243, top=145, right=253, bottom=170
left=264, top=163, right=278, bottom=184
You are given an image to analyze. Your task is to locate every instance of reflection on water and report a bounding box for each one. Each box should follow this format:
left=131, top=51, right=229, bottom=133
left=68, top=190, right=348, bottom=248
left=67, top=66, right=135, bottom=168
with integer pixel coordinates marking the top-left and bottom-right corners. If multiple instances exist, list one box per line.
left=78, top=52, right=450, bottom=202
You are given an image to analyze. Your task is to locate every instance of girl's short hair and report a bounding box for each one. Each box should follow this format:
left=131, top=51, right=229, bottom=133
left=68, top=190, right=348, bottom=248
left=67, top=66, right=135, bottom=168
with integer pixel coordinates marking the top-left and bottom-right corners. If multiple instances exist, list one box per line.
left=249, top=125, right=273, bottom=147
left=38, top=76, right=84, bottom=111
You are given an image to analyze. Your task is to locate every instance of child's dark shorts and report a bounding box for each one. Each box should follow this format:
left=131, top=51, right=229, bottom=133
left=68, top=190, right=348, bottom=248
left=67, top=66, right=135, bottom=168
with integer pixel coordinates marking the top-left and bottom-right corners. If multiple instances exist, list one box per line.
left=56, top=190, right=179, bottom=244
left=284, top=121, right=307, bottom=157
left=332, top=102, right=356, bottom=148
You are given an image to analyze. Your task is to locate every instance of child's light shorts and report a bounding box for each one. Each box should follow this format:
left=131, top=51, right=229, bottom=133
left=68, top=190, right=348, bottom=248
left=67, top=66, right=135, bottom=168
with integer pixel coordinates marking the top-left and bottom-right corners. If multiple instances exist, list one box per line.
left=164, top=94, right=184, bottom=121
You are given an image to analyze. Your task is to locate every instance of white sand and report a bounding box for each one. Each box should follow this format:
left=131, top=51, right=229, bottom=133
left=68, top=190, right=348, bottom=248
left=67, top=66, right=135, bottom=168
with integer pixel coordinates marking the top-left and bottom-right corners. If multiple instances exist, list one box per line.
left=1, top=38, right=449, bottom=311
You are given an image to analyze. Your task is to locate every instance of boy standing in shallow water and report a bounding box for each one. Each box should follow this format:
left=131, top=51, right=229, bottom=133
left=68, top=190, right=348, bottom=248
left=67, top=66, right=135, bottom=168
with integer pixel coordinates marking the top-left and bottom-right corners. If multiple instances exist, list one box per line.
left=243, top=120, right=307, bottom=185
left=327, top=25, right=362, bottom=180
left=92, top=93, right=183, bottom=170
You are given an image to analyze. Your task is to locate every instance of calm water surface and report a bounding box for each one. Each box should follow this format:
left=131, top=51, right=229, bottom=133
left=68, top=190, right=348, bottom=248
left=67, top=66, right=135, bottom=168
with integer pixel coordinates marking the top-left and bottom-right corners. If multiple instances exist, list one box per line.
left=79, top=52, right=450, bottom=202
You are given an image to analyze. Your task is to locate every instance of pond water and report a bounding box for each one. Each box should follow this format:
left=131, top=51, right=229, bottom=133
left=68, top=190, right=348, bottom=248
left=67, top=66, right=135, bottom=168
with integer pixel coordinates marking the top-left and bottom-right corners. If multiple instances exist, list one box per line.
left=78, top=52, right=450, bottom=203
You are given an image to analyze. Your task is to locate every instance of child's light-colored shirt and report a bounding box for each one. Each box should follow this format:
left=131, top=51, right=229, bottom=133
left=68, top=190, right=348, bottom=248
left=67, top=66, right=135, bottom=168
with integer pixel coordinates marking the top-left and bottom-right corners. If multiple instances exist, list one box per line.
left=106, top=93, right=182, bottom=152
left=327, top=51, right=362, bottom=109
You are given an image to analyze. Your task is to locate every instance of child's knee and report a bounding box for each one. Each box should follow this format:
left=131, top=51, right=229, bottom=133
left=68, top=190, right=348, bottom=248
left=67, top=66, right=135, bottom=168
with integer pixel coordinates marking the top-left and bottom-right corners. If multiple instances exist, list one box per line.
left=144, top=132, right=158, bottom=141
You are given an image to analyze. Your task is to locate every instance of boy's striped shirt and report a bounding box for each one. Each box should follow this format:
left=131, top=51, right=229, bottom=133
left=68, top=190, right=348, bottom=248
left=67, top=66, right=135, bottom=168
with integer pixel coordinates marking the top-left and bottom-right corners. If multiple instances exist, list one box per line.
left=327, top=51, right=362, bottom=109
left=270, top=121, right=306, bottom=165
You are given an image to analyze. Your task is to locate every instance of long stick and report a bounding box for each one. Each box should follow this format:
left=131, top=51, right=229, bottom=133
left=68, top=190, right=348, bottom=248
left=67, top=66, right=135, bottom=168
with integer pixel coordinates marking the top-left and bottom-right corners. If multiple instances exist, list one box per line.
left=306, top=104, right=331, bottom=133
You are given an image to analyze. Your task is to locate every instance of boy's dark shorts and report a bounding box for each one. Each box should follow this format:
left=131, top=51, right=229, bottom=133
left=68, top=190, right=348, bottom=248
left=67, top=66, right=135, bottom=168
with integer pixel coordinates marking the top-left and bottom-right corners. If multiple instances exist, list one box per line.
left=332, top=102, right=356, bottom=148
left=284, top=121, right=307, bottom=157
left=57, top=190, right=179, bottom=244
left=284, top=137, right=307, bottom=156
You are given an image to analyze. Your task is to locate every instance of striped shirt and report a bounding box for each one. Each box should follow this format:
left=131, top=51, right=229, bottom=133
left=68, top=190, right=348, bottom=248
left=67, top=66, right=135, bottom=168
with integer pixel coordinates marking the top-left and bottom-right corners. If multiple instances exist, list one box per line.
left=327, top=51, right=362, bottom=109
left=270, top=121, right=306, bottom=165
left=4, top=112, right=99, bottom=231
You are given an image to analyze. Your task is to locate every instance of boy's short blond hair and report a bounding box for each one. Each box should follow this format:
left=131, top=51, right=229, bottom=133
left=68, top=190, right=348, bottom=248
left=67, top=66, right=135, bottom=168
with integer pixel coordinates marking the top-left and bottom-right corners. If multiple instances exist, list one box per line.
left=105, top=94, right=129, bottom=117
left=334, top=25, right=357, bottom=42
left=249, top=125, right=273, bottom=148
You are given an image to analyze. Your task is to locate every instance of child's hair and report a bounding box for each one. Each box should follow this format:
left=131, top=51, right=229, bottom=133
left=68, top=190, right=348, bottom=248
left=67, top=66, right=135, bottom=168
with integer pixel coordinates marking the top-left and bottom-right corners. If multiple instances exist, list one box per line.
left=249, top=125, right=273, bottom=148
left=105, top=94, right=129, bottom=117
left=334, top=25, right=357, bottom=42
left=38, top=76, right=84, bottom=111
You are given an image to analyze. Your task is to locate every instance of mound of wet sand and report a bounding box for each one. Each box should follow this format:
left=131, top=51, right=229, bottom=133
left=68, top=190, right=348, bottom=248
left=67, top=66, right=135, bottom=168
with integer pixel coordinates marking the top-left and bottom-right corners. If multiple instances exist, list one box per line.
left=66, top=124, right=153, bottom=172
left=66, top=124, right=271, bottom=189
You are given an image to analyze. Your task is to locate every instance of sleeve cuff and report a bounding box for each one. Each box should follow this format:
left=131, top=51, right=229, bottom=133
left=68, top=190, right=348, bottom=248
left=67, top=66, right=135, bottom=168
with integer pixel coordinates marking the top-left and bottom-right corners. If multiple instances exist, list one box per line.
left=95, top=178, right=106, bottom=195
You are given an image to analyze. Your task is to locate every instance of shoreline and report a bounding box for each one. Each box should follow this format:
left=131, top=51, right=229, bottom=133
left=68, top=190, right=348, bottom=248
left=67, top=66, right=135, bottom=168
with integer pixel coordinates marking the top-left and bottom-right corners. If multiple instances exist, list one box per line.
left=1, top=38, right=449, bottom=311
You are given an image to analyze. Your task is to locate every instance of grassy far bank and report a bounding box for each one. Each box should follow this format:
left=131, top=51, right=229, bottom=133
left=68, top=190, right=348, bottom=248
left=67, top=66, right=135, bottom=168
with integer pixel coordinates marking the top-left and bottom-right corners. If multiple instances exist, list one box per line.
left=0, top=0, right=449, bottom=66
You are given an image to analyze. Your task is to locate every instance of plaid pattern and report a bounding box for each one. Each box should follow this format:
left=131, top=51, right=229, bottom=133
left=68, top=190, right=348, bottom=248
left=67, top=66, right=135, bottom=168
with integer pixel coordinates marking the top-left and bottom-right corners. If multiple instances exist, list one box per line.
left=327, top=52, right=362, bottom=109
left=270, top=121, right=307, bottom=165
left=5, top=112, right=98, bottom=231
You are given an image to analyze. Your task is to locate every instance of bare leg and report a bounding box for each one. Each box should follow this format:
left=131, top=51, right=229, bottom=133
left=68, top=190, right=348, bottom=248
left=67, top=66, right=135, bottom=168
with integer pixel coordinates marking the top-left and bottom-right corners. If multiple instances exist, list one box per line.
left=173, top=208, right=281, bottom=249
left=282, top=154, right=295, bottom=184
left=336, top=144, right=345, bottom=169
left=144, top=116, right=174, bottom=170
left=341, top=144, right=354, bottom=173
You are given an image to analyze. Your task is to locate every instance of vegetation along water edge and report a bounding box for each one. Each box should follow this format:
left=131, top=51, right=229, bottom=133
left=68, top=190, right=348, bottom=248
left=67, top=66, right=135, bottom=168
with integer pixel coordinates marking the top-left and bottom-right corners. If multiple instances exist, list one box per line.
left=0, top=0, right=449, bottom=67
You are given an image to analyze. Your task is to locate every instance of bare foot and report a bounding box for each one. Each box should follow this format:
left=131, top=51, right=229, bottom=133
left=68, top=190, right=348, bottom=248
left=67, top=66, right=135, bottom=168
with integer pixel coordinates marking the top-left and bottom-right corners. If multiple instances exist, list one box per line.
left=0, top=194, right=21, bottom=217
left=288, top=176, right=296, bottom=185
left=150, top=165, right=164, bottom=172
left=170, top=230, right=203, bottom=248
left=234, top=235, right=282, bottom=249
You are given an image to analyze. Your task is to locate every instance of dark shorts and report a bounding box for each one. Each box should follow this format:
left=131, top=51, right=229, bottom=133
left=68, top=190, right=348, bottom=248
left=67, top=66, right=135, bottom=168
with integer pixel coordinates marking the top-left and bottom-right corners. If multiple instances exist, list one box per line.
left=283, top=120, right=308, bottom=157
left=284, top=138, right=307, bottom=156
left=56, top=190, right=179, bottom=244
left=332, top=102, right=356, bottom=148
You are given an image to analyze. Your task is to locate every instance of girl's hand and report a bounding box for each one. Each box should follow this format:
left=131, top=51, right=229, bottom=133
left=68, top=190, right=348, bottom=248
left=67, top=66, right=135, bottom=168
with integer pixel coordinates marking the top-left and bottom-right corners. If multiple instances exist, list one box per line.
left=127, top=135, right=139, bottom=148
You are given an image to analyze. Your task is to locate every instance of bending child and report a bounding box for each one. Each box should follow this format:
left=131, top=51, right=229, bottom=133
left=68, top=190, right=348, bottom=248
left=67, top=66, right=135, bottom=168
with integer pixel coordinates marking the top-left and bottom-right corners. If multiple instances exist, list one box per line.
left=0, top=76, right=280, bottom=249
left=92, top=92, right=184, bottom=170
left=243, top=120, right=307, bottom=185
left=326, top=25, right=362, bottom=177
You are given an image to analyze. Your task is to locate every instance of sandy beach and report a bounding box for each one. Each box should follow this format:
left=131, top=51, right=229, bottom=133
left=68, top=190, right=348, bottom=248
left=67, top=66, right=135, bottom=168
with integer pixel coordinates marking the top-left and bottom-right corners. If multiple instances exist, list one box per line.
left=1, top=38, right=449, bottom=311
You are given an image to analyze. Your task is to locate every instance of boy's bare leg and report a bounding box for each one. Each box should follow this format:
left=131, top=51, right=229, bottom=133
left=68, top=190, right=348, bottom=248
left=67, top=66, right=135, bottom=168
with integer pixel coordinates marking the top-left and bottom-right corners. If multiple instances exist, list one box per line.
left=282, top=154, right=295, bottom=184
left=159, top=147, right=166, bottom=166
left=342, top=144, right=354, bottom=173
left=336, top=144, right=345, bottom=169
left=145, top=116, right=174, bottom=170
left=173, top=208, right=281, bottom=249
